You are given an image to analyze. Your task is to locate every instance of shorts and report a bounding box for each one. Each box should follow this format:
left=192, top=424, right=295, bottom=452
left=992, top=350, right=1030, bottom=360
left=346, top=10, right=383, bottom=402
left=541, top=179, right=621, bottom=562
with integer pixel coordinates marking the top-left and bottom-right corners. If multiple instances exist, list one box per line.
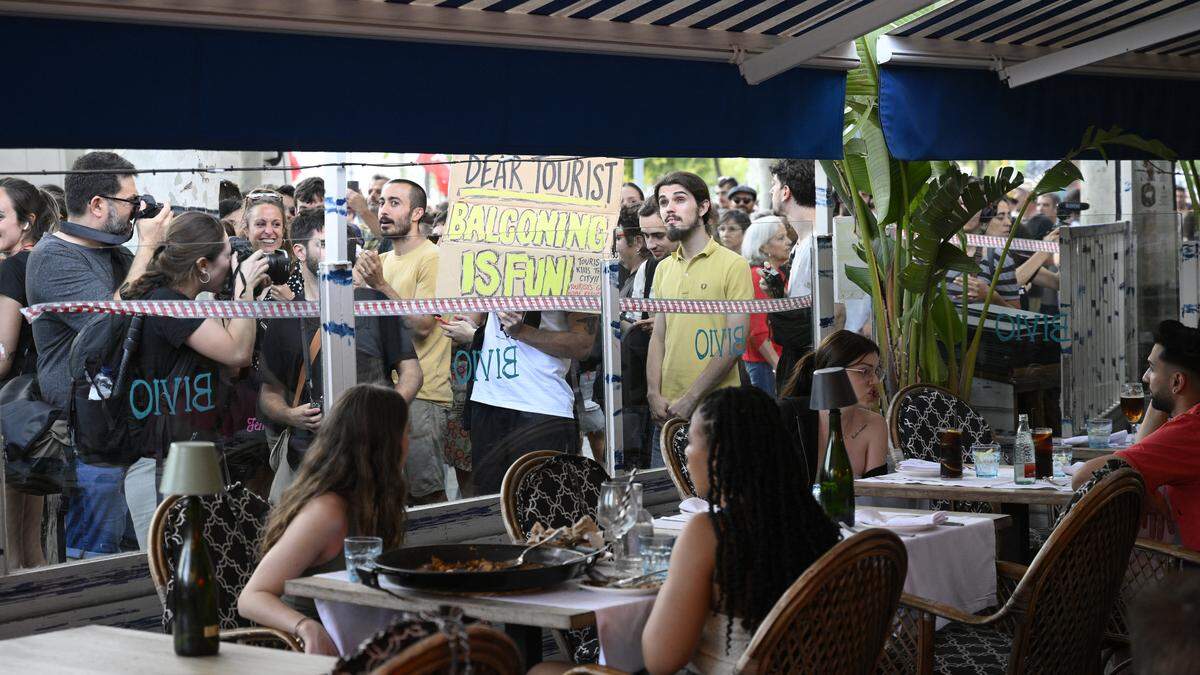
left=405, top=399, right=449, bottom=499
left=65, top=457, right=136, bottom=559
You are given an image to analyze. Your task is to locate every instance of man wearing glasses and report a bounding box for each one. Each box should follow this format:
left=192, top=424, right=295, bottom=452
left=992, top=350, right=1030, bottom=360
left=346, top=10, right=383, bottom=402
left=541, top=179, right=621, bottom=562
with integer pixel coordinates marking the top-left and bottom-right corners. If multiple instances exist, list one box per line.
left=727, top=184, right=758, bottom=216
left=27, top=150, right=172, bottom=560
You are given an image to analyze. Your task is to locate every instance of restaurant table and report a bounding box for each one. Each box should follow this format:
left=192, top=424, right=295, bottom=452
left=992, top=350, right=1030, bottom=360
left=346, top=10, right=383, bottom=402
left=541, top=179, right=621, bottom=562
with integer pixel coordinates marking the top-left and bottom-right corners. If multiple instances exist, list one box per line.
left=856, top=467, right=1074, bottom=562
left=0, top=625, right=336, bottom=674
left=286, top=569, right=655, bottom=670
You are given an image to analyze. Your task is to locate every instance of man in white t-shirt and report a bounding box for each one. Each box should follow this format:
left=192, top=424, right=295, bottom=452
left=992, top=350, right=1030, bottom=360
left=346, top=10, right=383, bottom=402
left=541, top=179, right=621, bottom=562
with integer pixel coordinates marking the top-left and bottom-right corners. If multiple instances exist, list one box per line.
left=461, top=310, right=596, bottom=494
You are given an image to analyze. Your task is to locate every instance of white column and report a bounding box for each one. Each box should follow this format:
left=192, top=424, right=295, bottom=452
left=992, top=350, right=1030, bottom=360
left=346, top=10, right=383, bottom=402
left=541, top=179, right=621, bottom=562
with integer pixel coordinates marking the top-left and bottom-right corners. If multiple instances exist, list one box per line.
left=812, top=234, right=836, bottom=347
left=600, top=259, right=624, bottom=473
left=320, top=153, right=357, bottom=409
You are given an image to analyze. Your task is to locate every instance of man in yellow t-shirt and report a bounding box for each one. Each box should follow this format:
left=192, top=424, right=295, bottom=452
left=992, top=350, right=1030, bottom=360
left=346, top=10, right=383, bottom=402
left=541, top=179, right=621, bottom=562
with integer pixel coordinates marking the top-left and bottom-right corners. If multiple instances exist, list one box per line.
left=356, top=179, right=451, bottom=504
left=648, top=171, right=752, bottom=429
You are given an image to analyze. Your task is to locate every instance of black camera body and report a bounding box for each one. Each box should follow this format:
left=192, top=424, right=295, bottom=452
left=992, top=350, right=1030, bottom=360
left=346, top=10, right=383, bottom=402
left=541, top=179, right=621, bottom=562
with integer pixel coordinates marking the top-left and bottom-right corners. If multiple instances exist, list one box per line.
left=761, top=265, right=787, bottom=298
left=1056, top=201, right=1089, bottom=224
left=225, top=236, right=292, bottom=296
left=135, top=194, right=164, bottom=221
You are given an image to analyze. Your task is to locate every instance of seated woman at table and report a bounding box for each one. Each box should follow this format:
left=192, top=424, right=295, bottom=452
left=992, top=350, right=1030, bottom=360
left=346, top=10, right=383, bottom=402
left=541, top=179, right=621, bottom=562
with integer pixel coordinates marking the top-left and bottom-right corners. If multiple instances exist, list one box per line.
left=238, top=383, right=410, bottom=655
left=779, top=329, right=888, bottom=480
left=533, top=386, right=842, bottom=675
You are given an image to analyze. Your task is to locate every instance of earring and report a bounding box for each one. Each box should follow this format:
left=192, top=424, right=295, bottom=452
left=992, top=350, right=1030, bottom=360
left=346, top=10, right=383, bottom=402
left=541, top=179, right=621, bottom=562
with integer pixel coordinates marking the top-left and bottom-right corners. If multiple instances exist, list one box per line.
left=198, top=269, right=211, bottom=284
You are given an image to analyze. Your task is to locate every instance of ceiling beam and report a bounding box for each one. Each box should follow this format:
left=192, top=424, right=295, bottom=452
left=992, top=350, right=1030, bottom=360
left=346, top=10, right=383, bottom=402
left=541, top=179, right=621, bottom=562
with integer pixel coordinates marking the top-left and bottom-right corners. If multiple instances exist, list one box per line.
left=740, top=0, right=932, bottom=85
left=1000, top=4, right=1200, bottom=87
left=878, top=34, right=1200, bottom=81
left=0, top=0, right=859, bottom=69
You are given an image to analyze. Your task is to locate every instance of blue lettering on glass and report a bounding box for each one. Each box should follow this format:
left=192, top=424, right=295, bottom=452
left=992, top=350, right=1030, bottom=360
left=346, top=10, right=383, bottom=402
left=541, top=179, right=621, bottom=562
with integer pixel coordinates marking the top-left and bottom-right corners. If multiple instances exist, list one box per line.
left=128, top=373, right=216, bottom=420
left=693, top=326, right=746, bottom=360
left=451, top=347, right=519, bottom=385
left=993, top=313, right=1069, bottom=343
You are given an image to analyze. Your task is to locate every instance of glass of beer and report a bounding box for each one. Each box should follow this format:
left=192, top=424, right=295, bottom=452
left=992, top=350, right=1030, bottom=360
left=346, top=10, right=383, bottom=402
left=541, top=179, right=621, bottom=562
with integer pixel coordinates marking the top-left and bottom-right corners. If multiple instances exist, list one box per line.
left=1033, top=427, right=1053, bottom=478
left=938, top=427, right=963, bottom=479
left=1121, top=382, right=1146, bottom=439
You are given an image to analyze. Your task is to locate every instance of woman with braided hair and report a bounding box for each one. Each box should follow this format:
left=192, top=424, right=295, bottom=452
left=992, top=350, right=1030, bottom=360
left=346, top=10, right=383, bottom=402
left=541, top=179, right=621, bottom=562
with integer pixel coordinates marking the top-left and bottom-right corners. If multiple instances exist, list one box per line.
left=534, top=386, right=841, bottom=674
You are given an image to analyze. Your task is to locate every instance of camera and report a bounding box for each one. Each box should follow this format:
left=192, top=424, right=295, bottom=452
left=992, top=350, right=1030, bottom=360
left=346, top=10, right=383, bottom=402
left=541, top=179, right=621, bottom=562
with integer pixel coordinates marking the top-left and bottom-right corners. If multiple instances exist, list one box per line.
left=760, top=265, right=786, bottom=298
left=225, top=236, right=292, bottom=296
left=134, top=194, right=164, bottom=221
left=1056, top=201, right=1089, bottom=224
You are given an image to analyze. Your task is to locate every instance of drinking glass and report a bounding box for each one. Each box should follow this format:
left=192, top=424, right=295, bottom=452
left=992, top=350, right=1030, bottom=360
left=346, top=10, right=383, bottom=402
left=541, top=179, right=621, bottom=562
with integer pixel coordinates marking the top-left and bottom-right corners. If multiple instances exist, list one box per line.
left=1033, top=427, right=1053, bottom=478
left=344, top=536, right=383, bottom=583
left=938, top=427, right=963, bottom=479
left=971, top=443, right=1000, bottom=479
left=597, top=481, right=641, bottom=576
left=1121, top=383, right=1146, bottom=437
left=638, top=534, right=677, bottom=577
left=1087, top=417, right=1113, bottom=449
left=1052, top=445, right=1073, bottom=478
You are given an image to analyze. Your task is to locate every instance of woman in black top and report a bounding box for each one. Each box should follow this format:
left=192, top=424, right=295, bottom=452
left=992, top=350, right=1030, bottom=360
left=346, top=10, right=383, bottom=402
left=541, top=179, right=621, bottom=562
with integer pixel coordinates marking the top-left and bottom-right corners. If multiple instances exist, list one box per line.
left=120, top=212, right=268, bottom=540
left=0, top=177, right=58, bottom=569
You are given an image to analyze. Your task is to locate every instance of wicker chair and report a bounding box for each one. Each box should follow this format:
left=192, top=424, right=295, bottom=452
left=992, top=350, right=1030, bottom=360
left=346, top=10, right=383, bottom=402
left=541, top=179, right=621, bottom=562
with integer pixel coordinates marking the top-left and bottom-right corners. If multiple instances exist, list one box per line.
left=147, top=482, right=300, bottom=651
left=329, top=616, right=520, bottom=675
left=887, top=383, right=998, bottom=514
left=659, top=417, right=694, bottom=499
left=566, top=529, right=908, bottom=675
left=499, top=451, right=609, bottom=664
left=881, top=466, right=1145, bottom=675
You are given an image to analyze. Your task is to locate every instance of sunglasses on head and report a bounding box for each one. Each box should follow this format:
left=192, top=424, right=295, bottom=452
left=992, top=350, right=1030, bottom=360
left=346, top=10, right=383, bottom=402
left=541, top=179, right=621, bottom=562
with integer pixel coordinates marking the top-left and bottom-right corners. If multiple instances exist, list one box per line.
left=245, top=190, right=284, bottom=205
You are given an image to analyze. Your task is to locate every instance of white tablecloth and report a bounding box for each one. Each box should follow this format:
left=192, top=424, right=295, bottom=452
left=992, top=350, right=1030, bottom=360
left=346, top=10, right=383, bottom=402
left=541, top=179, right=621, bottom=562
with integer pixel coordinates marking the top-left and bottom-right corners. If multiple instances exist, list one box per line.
left=860, top=466, right=1075, bottom=493
left=313, top=570, right=655, bottom=671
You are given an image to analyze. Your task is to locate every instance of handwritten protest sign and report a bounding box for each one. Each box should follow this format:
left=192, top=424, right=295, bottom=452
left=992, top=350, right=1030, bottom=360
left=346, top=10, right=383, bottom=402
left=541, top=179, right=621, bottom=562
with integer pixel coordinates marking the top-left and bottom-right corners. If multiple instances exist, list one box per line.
left=435, top=155, right=621, bottom=304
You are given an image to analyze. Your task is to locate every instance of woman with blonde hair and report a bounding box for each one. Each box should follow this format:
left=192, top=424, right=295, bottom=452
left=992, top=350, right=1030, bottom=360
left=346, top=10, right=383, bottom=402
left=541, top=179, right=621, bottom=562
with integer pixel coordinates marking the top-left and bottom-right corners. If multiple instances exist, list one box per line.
left=239, top=384, right=410, bottom=655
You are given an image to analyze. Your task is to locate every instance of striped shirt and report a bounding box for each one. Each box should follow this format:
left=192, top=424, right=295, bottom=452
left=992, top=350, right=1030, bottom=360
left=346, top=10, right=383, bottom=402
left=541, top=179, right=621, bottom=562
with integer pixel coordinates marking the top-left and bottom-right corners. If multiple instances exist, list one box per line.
left=947, top=249, right=1022, bottom=303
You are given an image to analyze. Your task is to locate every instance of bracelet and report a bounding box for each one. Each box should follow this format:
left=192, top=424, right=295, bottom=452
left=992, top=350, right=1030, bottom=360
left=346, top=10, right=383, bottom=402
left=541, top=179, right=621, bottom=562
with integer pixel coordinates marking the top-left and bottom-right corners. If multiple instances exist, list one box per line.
left=293, top=616, right=311, bottom=637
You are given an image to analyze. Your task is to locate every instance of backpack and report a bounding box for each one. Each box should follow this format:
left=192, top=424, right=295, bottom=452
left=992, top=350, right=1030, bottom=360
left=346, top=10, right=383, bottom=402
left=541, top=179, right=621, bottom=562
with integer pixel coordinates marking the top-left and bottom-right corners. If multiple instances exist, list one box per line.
left=67, top=313, right=145, bottom=467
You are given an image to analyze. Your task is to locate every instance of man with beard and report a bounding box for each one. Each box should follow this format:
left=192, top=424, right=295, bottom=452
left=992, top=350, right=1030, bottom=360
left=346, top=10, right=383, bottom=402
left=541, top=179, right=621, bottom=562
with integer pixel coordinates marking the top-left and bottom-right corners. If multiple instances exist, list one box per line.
left=356, top=179, right=449, bottom=503
left=646, top=171, right=752, bottom=431
left=258, top=208, right=421, bottom=498
left=1074, top=321, right=1200, bottom=550
left=28, top=150, right=172, bottom=559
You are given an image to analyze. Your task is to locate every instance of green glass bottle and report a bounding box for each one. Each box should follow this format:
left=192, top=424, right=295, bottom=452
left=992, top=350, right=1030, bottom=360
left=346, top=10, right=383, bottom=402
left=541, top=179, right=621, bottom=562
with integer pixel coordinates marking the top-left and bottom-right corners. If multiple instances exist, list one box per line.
left=173, top=497, right=220, bottom=656
left=819, top=408, right=855, bottom=527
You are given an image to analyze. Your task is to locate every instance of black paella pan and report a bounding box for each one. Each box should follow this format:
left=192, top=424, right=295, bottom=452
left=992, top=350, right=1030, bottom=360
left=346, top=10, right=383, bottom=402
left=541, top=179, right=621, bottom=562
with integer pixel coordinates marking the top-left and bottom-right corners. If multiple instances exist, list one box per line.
left=361, top=543, right=602, bottom=593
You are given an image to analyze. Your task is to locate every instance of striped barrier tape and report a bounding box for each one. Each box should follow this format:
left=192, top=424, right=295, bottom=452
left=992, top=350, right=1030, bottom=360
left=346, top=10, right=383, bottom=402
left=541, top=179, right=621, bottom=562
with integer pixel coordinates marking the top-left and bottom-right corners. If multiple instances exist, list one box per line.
left=884, top=226, right=1059, bottom=253
left=21, top=294, right=813, bottom=321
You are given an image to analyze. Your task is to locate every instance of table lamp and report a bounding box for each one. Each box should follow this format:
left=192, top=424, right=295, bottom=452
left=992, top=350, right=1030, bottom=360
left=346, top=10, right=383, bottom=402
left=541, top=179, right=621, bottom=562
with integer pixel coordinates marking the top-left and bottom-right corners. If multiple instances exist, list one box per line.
left=159, top=441, right=224, bottom=657
left=810, top=367, right=858, bottom=526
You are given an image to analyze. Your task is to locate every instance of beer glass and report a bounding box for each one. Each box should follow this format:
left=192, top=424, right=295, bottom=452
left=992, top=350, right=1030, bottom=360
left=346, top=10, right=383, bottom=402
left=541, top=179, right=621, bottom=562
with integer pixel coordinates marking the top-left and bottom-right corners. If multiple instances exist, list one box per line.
left=938, top=428, right=963, bottom=479
left=1033, top=427, right=1053, bottom=478
left=1121, top=382, right=1146, bottom=438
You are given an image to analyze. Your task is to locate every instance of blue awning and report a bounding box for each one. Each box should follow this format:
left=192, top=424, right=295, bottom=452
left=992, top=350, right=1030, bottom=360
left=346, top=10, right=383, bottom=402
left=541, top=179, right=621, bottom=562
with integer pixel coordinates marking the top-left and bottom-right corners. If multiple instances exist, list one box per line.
left=879, top=0, right=1200, bottom=159
left=880, top=64, right=1200, bottom=160
left=0, top=15, right=847, bottom=158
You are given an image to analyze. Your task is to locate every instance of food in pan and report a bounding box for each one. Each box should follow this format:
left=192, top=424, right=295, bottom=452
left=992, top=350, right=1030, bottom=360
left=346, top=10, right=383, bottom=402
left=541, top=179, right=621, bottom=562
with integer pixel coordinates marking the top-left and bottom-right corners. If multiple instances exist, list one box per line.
left=419, top=556, right=545, bottom=573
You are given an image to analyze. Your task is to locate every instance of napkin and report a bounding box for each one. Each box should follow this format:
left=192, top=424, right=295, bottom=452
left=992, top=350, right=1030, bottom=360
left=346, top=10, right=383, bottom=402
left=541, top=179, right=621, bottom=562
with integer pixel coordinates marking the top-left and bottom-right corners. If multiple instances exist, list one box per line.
left=1063, top=461, right=1088, bottom=476
left=857, top=508, right=948, bottom=529
left=898, top=459, right=941, bottom=473
left=679, top=497, right=711, bottom=514
left=1062, top=430, right=1128, bottom=447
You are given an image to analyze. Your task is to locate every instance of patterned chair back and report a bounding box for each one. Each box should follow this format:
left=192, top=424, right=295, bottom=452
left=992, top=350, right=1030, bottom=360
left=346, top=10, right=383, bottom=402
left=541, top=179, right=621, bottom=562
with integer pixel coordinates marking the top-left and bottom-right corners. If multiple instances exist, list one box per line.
left=888, top=384, right=993, bottom=462
left=334, top=618, right=521, bottom=675
left=1007, top=467, right=1144, bottom=671
left=511, top=453, right=610, bottom=539
left=154, top=483, right=270, bottom=631
left=660, top=418, right=695, bottom=499
left=738, top=529, right=908, bottom=674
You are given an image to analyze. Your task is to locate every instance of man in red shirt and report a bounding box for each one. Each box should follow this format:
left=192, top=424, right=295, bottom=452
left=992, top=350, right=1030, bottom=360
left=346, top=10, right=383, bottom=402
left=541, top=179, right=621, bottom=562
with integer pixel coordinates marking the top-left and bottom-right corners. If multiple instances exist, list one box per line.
left=1073, top=320, right=1200, bottom=549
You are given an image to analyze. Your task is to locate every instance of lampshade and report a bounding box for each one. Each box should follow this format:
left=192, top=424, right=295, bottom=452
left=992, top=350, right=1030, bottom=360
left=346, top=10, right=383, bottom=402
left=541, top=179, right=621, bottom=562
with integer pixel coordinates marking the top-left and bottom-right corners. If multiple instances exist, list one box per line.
left=809, top=367, right=858, bottom=410
left=159, top=442, right=224, bottom=496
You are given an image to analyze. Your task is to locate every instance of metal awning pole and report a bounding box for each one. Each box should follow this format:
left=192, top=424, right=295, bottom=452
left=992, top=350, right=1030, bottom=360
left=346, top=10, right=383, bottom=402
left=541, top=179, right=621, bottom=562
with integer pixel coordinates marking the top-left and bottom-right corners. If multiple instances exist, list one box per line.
left=601, top=259, right=624, bottom=474
left=320, top=153, right=356, bottom=409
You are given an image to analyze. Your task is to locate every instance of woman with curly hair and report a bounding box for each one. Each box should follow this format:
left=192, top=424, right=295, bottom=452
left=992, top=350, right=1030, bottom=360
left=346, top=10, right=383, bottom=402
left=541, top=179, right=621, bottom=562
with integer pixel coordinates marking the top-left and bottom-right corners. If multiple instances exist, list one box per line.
left=239, top=384, right=411, bottom=655
left=534, top=386, right=841, bottom=675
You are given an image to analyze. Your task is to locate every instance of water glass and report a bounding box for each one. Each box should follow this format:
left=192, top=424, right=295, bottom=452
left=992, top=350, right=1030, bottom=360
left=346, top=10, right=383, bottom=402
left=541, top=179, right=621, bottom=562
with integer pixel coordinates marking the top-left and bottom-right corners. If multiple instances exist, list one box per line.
left=344, top=536, right=383, bottom=583
left=1087, top=417, right=1113, bottom=449
left=1052, top=445, right=1073, bottom=478
left=597, top=481, right=642, bottom=576
left=639, top=534, right=676, bottom=577
left=971, top=443, right=1000, bottom=479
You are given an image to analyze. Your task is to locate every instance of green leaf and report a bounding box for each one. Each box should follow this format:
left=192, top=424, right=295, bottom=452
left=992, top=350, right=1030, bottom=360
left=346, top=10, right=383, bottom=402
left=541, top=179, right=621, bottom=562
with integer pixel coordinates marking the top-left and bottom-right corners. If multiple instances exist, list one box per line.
left=1032, top=160, right=1083, bottom=197
left=1090, top=125, right=1178, bottom=160
left=922, top=311, right=946, bottom=383
left=930, top=287, right=965, bottom=345
left=844, top=265, right=874, bottom=296
left=845, top=67, right=876, bottom=98
left=930, top=160, right=954, bottom=178
left=860, top=109, right=895, bottom=225
left=844, top=138, right=867, bottom=157
left=845, top=153, right=871, bottom=198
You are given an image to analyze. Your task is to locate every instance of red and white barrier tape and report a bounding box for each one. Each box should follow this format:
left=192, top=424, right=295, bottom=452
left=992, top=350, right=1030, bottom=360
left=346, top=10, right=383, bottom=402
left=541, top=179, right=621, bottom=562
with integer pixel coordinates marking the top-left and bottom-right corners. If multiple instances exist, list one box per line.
left=965, top=233, right=1059, bottom=253
left=21, top=294, right=813, bottom=321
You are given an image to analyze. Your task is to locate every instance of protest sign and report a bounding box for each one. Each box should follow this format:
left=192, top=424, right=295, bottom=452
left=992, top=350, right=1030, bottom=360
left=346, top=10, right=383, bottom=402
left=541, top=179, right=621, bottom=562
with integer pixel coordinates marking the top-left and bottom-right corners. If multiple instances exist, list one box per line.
left=435, top=155, right=621, bottom=304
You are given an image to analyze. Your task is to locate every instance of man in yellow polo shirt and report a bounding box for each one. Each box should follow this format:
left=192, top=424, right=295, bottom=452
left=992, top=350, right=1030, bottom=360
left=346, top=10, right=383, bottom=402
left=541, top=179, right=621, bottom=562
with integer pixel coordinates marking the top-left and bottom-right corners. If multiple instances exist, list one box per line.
left=648, top=171, right=752, bottom=435
left=356, top=179, right=451, bottom=504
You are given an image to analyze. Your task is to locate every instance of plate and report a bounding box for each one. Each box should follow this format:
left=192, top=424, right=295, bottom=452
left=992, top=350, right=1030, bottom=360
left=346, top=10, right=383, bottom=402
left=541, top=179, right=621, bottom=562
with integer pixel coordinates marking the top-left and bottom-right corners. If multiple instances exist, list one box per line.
left=896, top=467, right=941, bottom=478
left=576, top=578, right=663, bottom=596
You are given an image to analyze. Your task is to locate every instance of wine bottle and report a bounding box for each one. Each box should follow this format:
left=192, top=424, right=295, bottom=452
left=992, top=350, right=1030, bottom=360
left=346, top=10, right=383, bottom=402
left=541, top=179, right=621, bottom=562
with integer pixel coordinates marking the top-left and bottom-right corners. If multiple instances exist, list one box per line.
left=819, top=408, right=855, bottom=527
left=173, top=497, right=220, bottom=656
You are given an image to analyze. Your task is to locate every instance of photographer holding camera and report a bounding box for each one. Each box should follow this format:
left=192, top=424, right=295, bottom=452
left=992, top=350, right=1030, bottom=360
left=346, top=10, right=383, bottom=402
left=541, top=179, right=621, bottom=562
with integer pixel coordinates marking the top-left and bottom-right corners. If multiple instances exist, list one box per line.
left=28, top=151, right=172, bottom=559
left=257, top=208, right=421, bottom=501
left=239, top=189, right=302, bottom=300
left=119, top=212, right=268, bottom=545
